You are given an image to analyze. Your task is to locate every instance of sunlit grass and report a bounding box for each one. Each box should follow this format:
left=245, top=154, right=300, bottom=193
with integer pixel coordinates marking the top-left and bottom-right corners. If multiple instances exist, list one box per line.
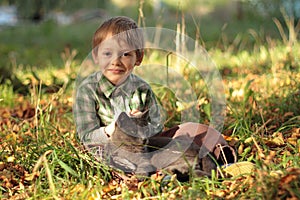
left=0, top=80, right=15, bottom=108
left=1, top=38, right=299, bottom=198
left=0, top=9, right=300, bottom=199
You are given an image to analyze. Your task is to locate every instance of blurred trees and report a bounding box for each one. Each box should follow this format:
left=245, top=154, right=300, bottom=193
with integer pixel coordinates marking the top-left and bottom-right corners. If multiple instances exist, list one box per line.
left=245, top=0, right=300, bottom=19
left=1, top=0, right=108, bottom=22
left=0, top=0, right=299, bottom=93
left=1, top=0, right=299, bottom=22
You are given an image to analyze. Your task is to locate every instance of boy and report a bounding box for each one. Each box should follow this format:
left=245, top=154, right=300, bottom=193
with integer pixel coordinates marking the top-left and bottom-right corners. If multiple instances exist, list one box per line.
left=73, top=16, right=164, bottom=173
left=74, top=16, right=236, bottom=177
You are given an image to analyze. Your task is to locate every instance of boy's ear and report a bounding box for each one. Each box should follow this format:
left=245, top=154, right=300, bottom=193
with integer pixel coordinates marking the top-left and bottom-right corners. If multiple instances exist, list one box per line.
left=135, top=50, right=144, bottom=66
left=92, top=49, right=99, bottom=64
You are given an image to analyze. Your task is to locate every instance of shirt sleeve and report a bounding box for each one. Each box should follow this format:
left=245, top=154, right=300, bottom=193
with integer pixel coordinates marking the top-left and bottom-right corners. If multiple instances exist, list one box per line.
left=73, top=82, right=107, bottom=145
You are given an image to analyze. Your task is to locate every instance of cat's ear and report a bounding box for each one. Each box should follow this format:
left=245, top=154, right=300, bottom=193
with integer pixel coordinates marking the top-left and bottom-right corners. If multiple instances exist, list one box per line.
left=131, top=109, right=149, bottom=119
left=116, top=112, right=131, bottom=128
left=141, top=109, right=149, bottom=117
left=116, top=112, right=140, bottom=135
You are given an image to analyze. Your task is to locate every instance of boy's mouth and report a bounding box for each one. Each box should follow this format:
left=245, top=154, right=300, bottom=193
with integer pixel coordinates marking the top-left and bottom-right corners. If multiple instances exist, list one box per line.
left=107, top=68, right=125, bottom=74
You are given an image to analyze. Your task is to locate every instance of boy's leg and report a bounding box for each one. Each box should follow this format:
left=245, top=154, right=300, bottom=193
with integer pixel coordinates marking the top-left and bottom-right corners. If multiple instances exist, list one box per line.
left=172, top=122, right=227, bottom=151
left=158, top=123, right=227, bottom=150
left=158, top=122, right=237, bottom=169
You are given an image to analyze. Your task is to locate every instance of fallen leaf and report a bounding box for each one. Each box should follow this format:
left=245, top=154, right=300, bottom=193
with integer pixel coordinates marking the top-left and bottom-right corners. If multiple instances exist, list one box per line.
left=270, top=170, right=284, bottom=178
left=264, top=132, right=285, bottom=147
left=7, top=156, right=15, bottom=163
left=287, top=138, right=297, bottom=146
left=0, top=162, right=5, bottom=171
left=244, top=137, right=253, bottom=144
left=221, top=161, right=255, bottom=177
left=283, top=112, right=294, bottom=117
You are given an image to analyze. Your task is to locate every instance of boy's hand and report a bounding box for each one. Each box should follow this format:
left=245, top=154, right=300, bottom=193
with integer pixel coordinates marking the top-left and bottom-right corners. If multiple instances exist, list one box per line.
left=105, top=122, right=115, bottom=136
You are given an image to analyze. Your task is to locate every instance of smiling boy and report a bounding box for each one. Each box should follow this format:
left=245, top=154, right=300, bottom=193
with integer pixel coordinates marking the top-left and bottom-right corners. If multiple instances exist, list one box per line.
left=73, top=16, right=164, bottom=159
left=74, top=16, right=237, bottom=177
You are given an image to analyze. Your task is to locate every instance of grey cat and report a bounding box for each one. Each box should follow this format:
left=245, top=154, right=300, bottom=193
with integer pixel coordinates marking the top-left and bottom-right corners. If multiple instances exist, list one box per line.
left=108, top=110, right=155, bottom=175
left=111, top=110, right=150, bottom=152
left=148, top=136, right=216, bottom=181
left=107, top=111, right=234, bottom=180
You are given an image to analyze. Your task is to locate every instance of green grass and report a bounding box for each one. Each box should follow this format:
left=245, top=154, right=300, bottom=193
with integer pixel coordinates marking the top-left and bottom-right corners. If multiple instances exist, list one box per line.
left=1, top=4, right=300, bottom=199
left=1, top=45, right=299, bottom=199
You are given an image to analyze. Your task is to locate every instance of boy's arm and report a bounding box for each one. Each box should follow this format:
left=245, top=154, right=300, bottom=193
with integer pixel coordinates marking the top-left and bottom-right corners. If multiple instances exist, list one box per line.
left=73, top=85, right=111, bottom=145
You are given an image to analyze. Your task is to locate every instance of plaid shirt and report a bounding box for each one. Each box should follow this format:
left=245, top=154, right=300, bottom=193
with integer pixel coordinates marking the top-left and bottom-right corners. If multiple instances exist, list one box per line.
left=73, top=71, right=163, bottom=145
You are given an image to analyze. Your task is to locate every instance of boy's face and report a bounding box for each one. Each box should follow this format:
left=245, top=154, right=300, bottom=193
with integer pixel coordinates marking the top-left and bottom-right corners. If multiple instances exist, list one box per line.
left=93, top=34, right=143, bottom=85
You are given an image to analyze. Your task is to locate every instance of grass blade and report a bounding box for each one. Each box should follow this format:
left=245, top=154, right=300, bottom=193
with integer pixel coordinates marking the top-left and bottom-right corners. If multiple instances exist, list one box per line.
left=57, top=159, right=79, bottom=177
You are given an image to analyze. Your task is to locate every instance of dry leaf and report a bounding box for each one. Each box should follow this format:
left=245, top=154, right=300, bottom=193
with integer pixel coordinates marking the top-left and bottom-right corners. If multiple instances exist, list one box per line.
left=244, top=137, right=253, bottom=144
left=283, top=112, right=294, bottom=117
left=264, top=132, right=285, bottom=147
left=222, top=161, right=255, bottom=177
left=6, top=156, right=15, bottom=163
left=0, top=162, right=5, bottom=171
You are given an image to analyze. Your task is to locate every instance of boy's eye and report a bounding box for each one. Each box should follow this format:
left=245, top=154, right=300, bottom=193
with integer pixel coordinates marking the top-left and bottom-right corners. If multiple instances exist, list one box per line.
left=102, top=51, right=112, bottom=56
left=122, top=51, right=132, bottom=57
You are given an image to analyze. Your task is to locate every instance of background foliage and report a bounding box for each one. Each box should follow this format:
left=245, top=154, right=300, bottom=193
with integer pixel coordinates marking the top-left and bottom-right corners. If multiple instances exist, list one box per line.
left=0, top=0, right=299, bottom=199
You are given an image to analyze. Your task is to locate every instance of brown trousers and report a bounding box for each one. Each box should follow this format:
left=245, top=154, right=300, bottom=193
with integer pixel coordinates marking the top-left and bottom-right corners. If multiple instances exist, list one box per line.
left=155, top=122, right=237, bottom=165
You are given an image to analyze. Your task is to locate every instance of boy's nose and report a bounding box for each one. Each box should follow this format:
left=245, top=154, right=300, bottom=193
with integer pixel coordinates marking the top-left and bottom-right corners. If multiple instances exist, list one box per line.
left=111, top=55, right=122, bottom=65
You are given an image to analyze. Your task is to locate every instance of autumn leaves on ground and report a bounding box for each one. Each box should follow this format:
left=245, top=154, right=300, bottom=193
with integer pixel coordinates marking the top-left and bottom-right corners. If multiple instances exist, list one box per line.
left=1, top=15, right=300, bottom=200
